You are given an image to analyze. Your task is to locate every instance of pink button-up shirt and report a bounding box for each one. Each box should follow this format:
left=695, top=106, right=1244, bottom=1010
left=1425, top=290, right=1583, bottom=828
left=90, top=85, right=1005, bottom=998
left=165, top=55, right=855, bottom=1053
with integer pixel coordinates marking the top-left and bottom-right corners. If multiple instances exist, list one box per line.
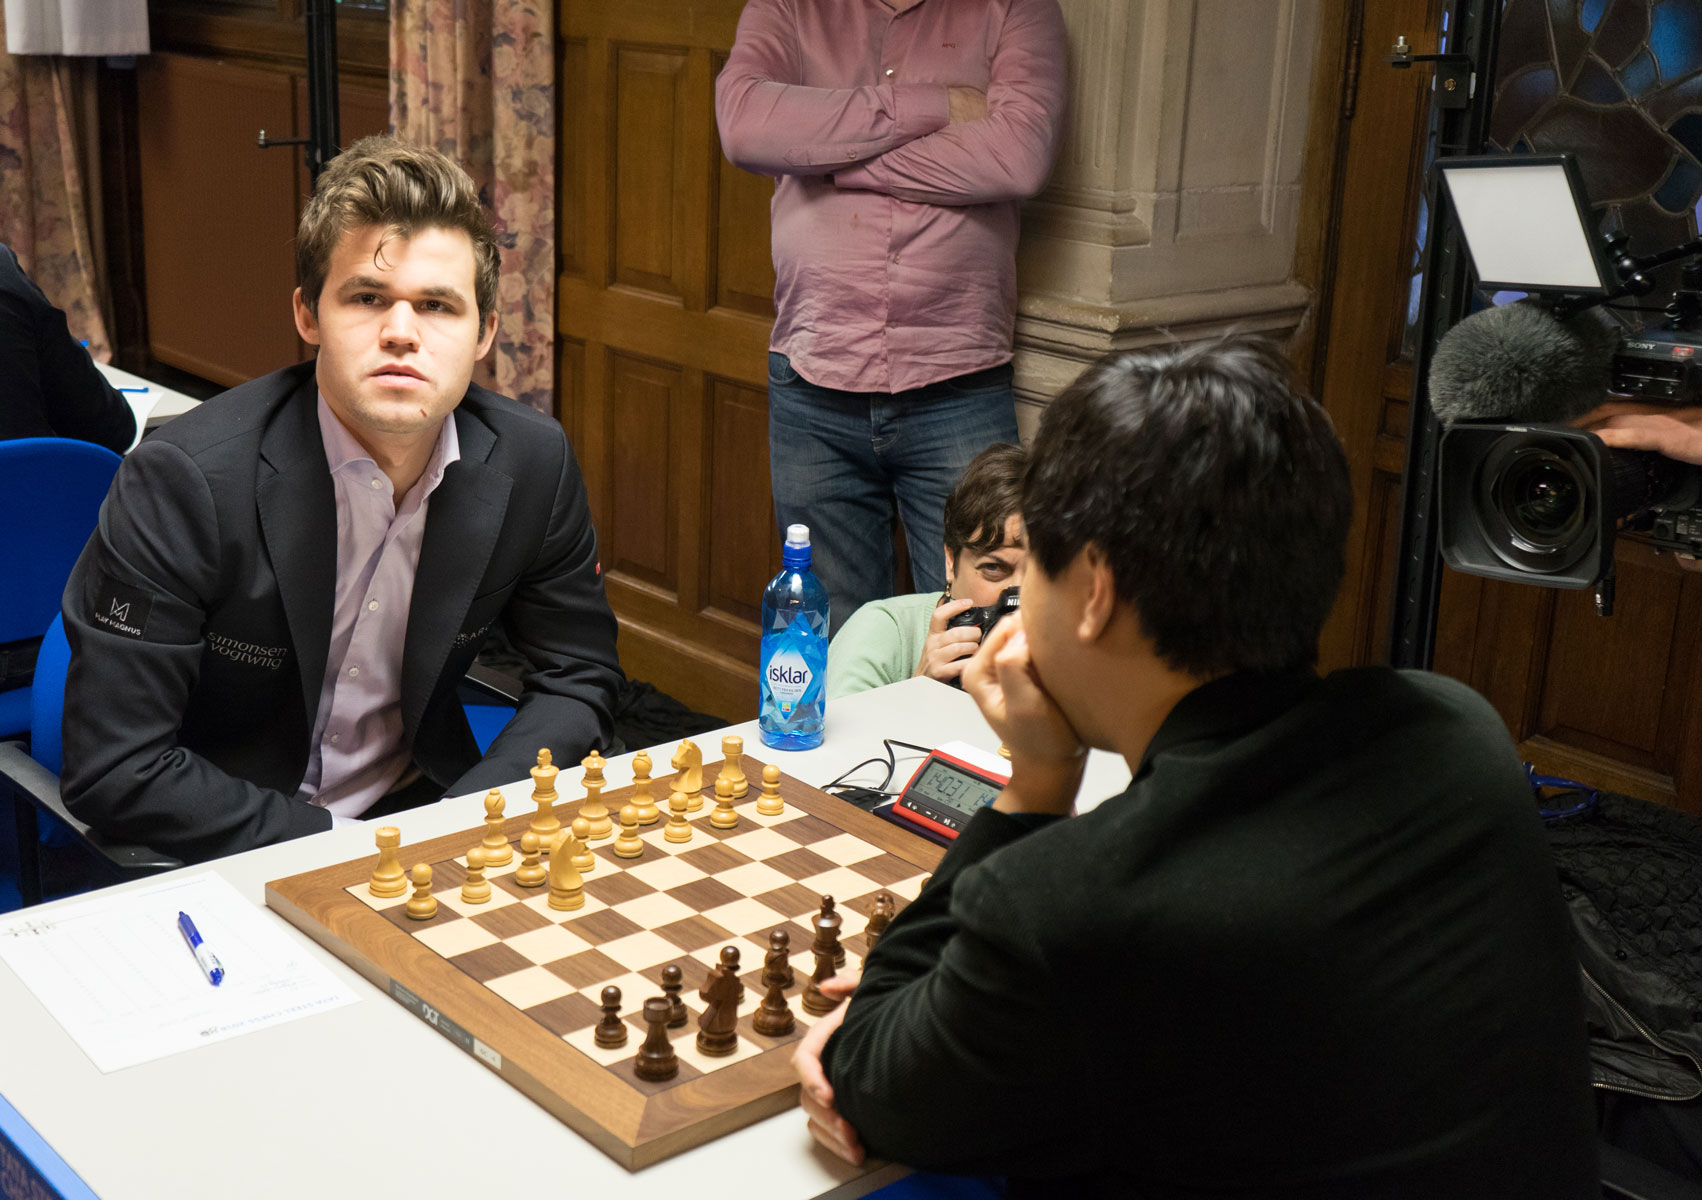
left=296, top=397, right=461, bottom=819
left=716, top=0, right=1068, bottom=394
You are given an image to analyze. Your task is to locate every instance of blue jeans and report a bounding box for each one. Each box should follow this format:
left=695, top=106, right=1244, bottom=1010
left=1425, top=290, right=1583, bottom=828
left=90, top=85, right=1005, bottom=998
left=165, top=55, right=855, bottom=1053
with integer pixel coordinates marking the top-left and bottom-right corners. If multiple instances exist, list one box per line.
left=768, top=352, right=1019, bottom=636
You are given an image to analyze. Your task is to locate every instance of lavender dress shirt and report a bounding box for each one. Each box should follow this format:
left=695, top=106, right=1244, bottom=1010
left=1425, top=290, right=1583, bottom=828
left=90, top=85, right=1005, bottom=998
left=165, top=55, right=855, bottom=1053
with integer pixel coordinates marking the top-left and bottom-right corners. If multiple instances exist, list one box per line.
left=716, top=0, right=1068, bottom=394
left=296, top=396, right=461, bottom=819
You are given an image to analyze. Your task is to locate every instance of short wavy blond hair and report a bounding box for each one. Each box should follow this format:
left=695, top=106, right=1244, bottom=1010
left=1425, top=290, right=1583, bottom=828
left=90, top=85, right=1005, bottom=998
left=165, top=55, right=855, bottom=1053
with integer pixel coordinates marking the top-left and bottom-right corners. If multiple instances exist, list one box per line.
left=295, top=135, right=499, bottom=323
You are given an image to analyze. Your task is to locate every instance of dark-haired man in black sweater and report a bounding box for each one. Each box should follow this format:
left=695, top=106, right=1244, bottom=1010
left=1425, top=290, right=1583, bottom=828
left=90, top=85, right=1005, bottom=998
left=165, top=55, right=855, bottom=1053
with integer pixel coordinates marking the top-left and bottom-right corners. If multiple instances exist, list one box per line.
left=797, top=336, right=1598, bottom=1198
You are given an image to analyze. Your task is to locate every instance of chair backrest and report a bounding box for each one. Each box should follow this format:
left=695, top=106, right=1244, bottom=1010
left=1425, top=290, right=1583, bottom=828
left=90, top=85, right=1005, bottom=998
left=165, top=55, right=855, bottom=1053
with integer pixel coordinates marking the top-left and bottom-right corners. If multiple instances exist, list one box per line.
left=0, top=437, right=120, bottom=645
left=30, top=615, right=70, bottom=775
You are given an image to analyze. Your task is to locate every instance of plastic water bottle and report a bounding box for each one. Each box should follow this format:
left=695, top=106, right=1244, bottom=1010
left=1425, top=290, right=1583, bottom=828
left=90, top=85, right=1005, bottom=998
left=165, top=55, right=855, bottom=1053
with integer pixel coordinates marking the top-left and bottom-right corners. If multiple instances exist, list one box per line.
left=759, top=524, right=829, bottom=750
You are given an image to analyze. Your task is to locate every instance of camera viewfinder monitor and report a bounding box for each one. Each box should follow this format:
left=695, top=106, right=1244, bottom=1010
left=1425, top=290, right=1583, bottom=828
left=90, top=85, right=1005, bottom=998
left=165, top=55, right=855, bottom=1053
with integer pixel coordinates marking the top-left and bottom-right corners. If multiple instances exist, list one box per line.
left=1437, top=154, right=1614, bottom=295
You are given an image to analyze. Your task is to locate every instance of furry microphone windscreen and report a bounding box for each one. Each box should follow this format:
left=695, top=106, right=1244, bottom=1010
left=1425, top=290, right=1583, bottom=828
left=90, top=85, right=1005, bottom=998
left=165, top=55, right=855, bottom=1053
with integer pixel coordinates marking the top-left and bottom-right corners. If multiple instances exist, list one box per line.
left=1427, top=300, right=1619, bottom=427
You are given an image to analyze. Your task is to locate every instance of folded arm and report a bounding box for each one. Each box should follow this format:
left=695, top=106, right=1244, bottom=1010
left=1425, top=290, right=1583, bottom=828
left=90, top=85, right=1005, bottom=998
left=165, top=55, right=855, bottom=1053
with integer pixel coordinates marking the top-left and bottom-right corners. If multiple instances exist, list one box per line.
left=714, top=0, right=950, bottom=176
left=59, top=442, right=331, bottom=862
left=831, top=0, right=1068, bottom=205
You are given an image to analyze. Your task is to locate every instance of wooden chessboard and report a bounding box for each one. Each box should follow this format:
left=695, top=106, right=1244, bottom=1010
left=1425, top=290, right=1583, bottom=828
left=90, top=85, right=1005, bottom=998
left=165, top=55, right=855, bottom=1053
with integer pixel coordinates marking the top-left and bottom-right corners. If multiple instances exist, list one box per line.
left=265, top=754, right=943, bottom=1169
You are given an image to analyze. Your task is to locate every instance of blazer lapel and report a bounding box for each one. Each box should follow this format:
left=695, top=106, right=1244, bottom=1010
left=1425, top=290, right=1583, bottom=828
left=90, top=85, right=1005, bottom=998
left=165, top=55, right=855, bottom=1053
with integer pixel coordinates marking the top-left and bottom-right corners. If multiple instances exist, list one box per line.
left=255, top=377, right=338, bottom=725
left=401, top=407, right=510, bottom=741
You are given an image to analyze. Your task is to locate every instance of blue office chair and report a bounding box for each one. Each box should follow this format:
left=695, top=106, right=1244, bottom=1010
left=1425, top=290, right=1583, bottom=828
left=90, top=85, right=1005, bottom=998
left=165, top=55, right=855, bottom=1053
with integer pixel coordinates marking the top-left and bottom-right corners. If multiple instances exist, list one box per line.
left=0, top=437, right=120, bottom=739
left=1, top=615, right=181, bottom=907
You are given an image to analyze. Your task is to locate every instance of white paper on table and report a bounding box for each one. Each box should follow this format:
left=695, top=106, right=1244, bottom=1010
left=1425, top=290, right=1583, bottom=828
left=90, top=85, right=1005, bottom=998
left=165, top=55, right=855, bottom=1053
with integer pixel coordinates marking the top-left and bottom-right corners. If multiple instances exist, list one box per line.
left=0, top=872, right=360, bottom=1072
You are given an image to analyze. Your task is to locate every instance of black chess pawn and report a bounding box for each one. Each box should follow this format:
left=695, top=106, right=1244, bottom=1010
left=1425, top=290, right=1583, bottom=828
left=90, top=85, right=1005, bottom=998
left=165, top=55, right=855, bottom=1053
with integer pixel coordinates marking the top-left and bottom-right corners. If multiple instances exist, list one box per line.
left=801, top=942, right=841, bottom=1016
left=865, top=890, right=896, bottom=955
left=634, top=997, right=679, bottom=1082
left=660, top=963, right=688, bottom=1028
left=765, top=928, right=795, bottom=988
left=752, top=971, right=795, bottom=1037
left=594, top=984, right=628, bottom=1049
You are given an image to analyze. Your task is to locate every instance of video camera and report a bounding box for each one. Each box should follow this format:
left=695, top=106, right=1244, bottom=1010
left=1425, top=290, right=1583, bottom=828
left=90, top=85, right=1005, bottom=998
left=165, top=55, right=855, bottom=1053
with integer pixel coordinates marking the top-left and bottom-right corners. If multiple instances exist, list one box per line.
left=1428, top=154, right=1702, bottom=606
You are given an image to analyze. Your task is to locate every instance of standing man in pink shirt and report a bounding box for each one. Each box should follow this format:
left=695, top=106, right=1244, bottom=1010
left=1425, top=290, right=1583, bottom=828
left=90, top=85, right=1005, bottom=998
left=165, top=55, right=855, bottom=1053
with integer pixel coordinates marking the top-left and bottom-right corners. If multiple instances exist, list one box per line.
left=716, top=0, right=1068, bottom=631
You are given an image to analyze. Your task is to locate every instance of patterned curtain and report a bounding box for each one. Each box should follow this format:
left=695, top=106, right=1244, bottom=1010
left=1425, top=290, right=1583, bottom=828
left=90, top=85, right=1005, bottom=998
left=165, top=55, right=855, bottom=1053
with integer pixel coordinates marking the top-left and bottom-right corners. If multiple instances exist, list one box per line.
left=0, top=8, right=110, bottom=360
left=391, top=0, right=555, bottom=414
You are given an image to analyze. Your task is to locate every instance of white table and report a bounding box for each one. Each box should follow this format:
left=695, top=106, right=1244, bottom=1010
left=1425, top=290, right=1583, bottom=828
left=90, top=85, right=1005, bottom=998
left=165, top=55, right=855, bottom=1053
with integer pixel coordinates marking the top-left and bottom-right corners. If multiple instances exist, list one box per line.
left=94, top=362, right=200, bottom=448
left=0, top=678, right=1130, bottom=1200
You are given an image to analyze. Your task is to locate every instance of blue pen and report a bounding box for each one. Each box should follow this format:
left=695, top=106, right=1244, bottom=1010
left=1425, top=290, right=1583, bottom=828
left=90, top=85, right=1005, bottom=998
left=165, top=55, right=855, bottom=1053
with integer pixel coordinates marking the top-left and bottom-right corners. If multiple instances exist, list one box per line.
left=176, top=911, right=225, bottom=987
left=118, top=386, right=149, bottom=394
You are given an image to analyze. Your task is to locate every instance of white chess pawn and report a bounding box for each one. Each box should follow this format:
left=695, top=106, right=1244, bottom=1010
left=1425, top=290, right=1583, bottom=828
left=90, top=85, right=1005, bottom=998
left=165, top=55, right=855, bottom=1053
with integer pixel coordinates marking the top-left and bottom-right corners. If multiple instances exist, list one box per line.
left=570, top=816, right=596, bottom=874
left=665, top=789, right=693, bottom=843
left=614, top=802, right=644, bottom=858
left=710, top=776, right=739, bottom=830
left=756, top=762, right=785, bottom=817
left=461, top=846, right=492, bottom=904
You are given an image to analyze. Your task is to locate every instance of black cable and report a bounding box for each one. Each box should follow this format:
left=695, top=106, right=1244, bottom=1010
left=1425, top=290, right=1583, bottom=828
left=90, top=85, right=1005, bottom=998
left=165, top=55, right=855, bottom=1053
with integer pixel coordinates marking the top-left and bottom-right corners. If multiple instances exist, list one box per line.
left=822, top=738, right=933, bottom=796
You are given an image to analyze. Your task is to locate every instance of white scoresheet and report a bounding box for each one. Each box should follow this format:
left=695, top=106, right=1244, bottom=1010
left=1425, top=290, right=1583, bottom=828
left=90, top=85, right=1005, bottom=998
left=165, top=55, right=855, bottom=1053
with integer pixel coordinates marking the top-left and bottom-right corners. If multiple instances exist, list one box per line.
left=0, top=872, right=359, bottom=1072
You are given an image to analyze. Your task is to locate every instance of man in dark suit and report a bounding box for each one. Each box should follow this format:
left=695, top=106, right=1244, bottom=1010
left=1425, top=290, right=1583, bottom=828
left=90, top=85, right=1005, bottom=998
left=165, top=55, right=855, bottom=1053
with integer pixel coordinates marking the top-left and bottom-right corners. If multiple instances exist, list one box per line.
left=796, top=337, right=1599, bottom=1197
left=0, top=243, right=136, bottom=452
left=60, top=137, right=622, bottom=864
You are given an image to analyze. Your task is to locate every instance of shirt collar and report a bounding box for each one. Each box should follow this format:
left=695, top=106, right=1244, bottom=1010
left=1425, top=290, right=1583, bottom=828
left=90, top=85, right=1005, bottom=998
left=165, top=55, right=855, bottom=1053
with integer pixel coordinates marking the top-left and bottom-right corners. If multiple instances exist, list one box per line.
left=1134, top=668, right=1321, bottom=780
left=315, top=394, right=462, bottom=494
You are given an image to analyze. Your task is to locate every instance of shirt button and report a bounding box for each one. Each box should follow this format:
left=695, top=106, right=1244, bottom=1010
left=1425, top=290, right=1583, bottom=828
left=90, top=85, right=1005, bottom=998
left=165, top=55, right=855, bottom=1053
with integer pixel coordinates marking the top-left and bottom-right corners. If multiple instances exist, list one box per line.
left=370, top=479, right=383, bottom=490
left=367, top=600, right=379, bottom=612
left=891, top=254, right=901, bottom=264
left=330, top=733, right=341, bottom=744
left=884, top=68, right=894, bottom=77
left=348, top=666, right=360, bottom=678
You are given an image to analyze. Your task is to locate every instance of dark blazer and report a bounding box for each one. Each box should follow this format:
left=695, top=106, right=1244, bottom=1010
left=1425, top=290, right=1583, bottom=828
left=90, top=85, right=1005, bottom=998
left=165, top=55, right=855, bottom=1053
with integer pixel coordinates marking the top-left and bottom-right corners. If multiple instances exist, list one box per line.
left=60, top=361, right=623, bottom=863
left=823, top=668, right=1600, bottom=1199
left=0, top=244, right=135, bottom=452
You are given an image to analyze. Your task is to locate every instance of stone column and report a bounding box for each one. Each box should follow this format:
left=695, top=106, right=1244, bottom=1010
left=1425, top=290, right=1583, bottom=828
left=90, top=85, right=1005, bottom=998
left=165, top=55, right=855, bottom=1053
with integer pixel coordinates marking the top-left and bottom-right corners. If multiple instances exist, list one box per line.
left=1015, top=0, right=1323, bottom=427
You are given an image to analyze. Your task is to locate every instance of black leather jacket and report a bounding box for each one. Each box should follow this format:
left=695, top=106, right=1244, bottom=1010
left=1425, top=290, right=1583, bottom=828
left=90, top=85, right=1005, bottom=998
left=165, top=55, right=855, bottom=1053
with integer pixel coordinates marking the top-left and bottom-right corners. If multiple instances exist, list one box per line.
left=1548, top=793, right=1702, bottom=1102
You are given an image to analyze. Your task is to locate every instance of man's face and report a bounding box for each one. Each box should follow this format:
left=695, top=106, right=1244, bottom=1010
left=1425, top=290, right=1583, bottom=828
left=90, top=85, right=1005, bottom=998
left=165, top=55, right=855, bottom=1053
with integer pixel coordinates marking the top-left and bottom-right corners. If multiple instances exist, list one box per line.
left=1013, top=551, right=1099, bottom=749
left=293, top=224, right=496, bottom=449
left=946, top=515, right=1028, bottom=608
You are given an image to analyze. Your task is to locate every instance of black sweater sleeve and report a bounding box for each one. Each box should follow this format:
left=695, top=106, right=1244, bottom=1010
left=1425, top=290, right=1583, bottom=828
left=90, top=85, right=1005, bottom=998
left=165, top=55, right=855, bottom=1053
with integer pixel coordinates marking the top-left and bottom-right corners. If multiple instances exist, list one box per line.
left=821, top=806, right=1102, bottom=1177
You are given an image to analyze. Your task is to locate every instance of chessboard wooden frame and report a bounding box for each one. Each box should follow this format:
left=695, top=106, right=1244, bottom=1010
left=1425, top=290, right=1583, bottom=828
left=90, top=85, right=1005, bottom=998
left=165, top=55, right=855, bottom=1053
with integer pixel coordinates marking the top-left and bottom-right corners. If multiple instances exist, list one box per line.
left=265, top=759, right=943, bottom=1170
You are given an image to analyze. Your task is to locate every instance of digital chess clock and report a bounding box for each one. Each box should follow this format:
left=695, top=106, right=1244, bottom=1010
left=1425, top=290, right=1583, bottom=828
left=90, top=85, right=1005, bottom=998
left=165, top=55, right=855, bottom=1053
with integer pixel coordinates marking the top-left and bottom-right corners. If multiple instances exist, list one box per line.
left=890, top=741, right=1011, bottom=840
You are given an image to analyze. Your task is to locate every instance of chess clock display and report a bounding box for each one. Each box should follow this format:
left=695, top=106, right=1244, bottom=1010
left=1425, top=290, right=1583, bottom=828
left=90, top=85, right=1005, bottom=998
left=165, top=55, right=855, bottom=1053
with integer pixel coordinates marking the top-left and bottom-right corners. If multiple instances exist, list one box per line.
left=891, top=741, right=1011, bottom=839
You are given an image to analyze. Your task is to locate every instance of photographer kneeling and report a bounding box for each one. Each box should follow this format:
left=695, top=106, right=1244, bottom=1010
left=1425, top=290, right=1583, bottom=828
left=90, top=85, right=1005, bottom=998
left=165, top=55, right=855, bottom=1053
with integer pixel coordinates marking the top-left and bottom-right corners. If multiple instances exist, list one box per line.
left=826, top=443, right=1028, bottom=697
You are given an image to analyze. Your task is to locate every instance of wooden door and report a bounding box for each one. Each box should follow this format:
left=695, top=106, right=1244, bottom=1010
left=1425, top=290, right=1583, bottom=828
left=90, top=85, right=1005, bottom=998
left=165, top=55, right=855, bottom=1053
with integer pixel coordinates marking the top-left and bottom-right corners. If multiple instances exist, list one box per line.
left=1314, top=0, right=1702, bottom=814
left=558, top=0, right=781, bottom=722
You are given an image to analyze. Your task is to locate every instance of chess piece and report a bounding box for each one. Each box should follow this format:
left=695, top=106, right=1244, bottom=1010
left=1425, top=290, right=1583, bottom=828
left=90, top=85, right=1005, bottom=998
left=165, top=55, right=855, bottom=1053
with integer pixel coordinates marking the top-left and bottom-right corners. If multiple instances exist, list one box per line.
left=630, top=750, right=660, bottom=825
left=664, top=789, right=693, bottom=843
left=480, top=789, right=513, bottom=867
left=710, top=776, right=739, bottom=830
left=547, top=829, right=585, bottom=910
left=719, top=736, right=748, bottom=799
left=765, top=928, right=795, bottom=988
left=865, top=890, right=896, bottom=954
left=813, top=895, right=845, bottom=969
left=515, top=831, right=546, bottom=888
left=756, top=763, right=785, bottom=817
left=753, top=973, right=795, bottom=1037
left=594, top=985, right=628, bottom=1049
left=461, top=846, right=492, bottom=904
left=696, top=946, right=744, bottom=1056
left=661, top=964, right=688, bottom=1028
left=671, top=739, right=704, bottom=810
left=405, top=862, right=437, bottom=920
left=528, top=749, right=561, bottom=843
left=369, top=826, right=408, bottom=897
left=801, top=942, right=841, bottom=1017
left=569, top=816, right=596, bottom=874
left=997, top=742, right=1012, bottom=760
left=634, top=997, right=679, bottom=1081
left=614, top=803, right=644, bottom=858
left=578, top=750, right=612, bottom=841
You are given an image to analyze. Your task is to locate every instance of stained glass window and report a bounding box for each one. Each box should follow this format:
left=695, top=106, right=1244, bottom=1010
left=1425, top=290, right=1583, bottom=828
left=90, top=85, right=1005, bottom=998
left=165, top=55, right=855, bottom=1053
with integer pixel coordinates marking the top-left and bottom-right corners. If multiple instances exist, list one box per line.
left=1489, top=0, right=1702, bottom=323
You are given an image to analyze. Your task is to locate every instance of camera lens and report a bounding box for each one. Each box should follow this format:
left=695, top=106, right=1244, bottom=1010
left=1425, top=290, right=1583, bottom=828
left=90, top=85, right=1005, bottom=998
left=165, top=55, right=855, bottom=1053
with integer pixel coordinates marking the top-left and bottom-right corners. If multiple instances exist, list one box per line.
left=1499, top=455, right=1585, bottom=548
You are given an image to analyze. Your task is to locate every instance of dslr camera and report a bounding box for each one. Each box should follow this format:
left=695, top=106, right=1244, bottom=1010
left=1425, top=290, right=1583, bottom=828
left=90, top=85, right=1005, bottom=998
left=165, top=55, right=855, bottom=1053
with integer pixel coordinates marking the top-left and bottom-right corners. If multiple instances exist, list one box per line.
left=945, top=585, right=1021, bottom=638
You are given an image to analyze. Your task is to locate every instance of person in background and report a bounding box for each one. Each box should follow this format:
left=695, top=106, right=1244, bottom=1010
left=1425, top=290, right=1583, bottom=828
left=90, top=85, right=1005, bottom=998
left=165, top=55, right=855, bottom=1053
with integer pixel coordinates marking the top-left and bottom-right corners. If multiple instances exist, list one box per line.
left=827, top=442, right=1026, bottom=698
left=0, top=243, right=136, bottom=452
left=715, top=0, right=1068, bottom=633
left=59, top=137, right=622, bottom=864
left=795, top=336, right=1598, bottom=1198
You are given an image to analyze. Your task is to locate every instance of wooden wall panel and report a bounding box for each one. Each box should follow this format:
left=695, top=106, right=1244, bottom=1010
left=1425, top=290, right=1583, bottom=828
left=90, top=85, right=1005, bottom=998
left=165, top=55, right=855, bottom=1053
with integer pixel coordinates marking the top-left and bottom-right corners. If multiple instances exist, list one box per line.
left=611, top=46, right=689, bottom=299
left=138, top=55, right=301, bottom=385
left=560, top=38, right=589, bottom=280
left=709, top=51, right=777, bottom=319
left=605, top=353, right=680, bottom=593
left=705, top=378, right=780, bottom=626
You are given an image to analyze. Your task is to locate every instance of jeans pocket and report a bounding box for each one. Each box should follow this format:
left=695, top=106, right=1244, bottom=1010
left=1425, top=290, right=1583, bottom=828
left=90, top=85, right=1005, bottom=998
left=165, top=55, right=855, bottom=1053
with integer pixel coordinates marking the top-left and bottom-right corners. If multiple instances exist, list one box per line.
left=768, top=351, right=801, bottom=387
